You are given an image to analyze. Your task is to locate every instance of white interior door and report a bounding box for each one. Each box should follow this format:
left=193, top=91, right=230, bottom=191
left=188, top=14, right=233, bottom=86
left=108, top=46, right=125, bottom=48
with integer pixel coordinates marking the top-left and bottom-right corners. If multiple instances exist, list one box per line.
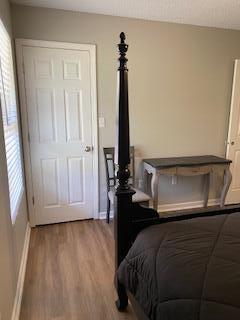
left=22, top=45, right=96, bottom=225
left=226, top=59, right=240, bottom=204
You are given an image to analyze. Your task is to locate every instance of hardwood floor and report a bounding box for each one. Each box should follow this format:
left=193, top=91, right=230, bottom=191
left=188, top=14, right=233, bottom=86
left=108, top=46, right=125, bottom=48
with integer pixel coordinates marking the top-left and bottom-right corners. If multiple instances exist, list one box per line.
left=20, top=220, right=137, bottom=320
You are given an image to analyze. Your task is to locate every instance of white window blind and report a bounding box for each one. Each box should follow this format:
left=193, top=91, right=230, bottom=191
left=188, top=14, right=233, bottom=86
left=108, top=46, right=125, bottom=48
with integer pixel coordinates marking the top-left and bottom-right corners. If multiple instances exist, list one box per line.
left=0, top=21, right=23, bottom=222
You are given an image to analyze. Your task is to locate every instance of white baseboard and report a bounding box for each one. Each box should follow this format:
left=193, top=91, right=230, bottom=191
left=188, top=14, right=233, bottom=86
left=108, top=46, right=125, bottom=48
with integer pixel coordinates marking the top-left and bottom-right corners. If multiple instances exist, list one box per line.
left=158, top=198, right=220, bottom=213
left=99, top=198, right=220, bottom=219
left=99, top=210, right=114, bottom=220
left=11, top=223, right=31, bottom=320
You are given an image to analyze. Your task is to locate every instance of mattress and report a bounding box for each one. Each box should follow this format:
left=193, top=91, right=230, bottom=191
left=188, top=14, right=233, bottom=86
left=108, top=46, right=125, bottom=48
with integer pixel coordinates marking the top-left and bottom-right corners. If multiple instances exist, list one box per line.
left=117, top=212, right=240, bottom=320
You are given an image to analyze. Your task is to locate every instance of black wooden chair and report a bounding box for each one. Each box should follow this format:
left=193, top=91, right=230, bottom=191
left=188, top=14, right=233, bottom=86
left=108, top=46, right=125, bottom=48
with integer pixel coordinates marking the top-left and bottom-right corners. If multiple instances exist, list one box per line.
left=103, top=146, right=151, bottom=223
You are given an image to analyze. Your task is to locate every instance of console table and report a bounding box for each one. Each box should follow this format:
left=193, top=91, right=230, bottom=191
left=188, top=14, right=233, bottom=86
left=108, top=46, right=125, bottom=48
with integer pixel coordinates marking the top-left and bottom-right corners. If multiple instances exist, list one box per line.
left=143, top=155, right=232, bottom=211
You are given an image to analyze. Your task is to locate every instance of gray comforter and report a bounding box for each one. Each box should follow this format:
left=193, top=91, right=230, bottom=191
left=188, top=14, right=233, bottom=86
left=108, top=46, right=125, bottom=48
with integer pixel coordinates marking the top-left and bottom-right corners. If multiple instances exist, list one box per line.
left=117, top=213, right=240, bottom=319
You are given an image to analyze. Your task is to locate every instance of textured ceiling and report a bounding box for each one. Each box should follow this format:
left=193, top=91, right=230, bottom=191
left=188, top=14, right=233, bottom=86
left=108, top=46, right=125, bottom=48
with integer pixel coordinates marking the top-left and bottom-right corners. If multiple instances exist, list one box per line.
left=10, top=0, right=240, bottom=30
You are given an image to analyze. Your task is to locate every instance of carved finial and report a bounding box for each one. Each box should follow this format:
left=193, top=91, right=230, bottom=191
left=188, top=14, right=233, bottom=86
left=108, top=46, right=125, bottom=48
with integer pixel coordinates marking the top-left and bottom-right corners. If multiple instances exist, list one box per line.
left=120, top=32, right=126, bottom=43
left=118, top=32, right=128, bottom=71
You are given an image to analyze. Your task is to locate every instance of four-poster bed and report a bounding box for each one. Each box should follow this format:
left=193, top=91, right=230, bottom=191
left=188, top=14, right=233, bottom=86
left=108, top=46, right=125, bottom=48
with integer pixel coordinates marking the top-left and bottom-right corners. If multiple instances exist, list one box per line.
left=114, top=33, right=240, bottom=319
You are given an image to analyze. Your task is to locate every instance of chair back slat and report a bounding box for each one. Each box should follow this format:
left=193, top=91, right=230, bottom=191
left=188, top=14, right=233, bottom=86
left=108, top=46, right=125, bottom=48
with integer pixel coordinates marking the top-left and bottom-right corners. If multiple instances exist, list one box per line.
left=103, top=147, right=135, bottom=190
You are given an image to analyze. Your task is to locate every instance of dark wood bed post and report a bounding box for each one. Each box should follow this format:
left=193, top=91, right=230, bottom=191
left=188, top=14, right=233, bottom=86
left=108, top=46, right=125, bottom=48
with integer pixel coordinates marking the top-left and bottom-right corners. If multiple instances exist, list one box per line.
left=114, top=32, right=135, bottom=311
left=114, top=32, right=159, bottom=312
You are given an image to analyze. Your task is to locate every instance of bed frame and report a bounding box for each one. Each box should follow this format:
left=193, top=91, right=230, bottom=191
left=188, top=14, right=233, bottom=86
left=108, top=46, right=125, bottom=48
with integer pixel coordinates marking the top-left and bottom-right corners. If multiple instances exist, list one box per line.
left=114, top=32, right=239, bottom=319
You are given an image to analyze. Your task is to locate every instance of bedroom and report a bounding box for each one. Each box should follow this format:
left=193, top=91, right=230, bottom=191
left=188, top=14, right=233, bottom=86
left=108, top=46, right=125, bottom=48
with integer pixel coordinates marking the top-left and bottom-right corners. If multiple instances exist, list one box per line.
left=0, top=0, right=240, bottom=319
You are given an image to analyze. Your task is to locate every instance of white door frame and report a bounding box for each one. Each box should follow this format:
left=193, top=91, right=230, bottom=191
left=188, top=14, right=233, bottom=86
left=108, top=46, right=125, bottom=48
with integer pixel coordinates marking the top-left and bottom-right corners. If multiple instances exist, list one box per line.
left=225, top=59, right=239, bottom=204
left=15, top=39, right=99, bottom=226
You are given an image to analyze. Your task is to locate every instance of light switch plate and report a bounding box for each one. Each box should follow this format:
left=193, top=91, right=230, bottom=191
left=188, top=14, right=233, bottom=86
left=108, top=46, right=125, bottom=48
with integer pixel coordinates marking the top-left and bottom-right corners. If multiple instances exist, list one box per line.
left=98, top=117, right=105, bottom=128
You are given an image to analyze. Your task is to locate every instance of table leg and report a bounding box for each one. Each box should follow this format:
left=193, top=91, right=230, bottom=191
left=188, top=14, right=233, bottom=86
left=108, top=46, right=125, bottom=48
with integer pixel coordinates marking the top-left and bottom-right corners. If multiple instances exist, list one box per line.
left=203, top=172, right=210, bottom=207
left=151, top=170, right=159, bottom=211
left=220, top=167, right=232, bottom=207
left=144, top=169, right=151, bottom=195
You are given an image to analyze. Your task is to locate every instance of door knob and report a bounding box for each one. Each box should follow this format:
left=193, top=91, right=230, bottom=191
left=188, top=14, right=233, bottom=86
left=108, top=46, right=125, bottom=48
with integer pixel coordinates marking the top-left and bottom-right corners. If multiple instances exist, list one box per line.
left=231, top=141, right=235, bottom=145
left=85, top=146, right=91, bottom=152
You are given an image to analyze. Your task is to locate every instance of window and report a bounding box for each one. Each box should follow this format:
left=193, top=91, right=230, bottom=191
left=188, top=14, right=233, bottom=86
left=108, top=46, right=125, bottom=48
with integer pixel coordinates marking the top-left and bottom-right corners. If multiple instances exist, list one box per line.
left=0, top=20, right=24, bottom=222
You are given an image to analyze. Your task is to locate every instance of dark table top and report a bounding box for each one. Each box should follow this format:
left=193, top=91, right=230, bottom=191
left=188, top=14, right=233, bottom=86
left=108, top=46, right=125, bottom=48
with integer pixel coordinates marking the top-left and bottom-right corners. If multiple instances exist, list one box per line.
left=143, top=155, right=231, bottom=169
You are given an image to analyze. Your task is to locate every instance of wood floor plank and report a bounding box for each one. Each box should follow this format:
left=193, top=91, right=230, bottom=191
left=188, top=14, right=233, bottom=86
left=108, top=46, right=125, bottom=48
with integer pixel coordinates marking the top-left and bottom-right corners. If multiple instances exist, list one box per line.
left=20, top=220, right=137, bottom=320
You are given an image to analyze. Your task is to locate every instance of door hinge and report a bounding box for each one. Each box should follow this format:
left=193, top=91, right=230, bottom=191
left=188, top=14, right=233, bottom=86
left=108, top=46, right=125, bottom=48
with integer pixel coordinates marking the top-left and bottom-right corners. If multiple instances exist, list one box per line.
left=28, top=132, right=30, bottom=143
left=22, top=62, right=25, bottom=74
left=32, top=196, right=35, bottom=205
